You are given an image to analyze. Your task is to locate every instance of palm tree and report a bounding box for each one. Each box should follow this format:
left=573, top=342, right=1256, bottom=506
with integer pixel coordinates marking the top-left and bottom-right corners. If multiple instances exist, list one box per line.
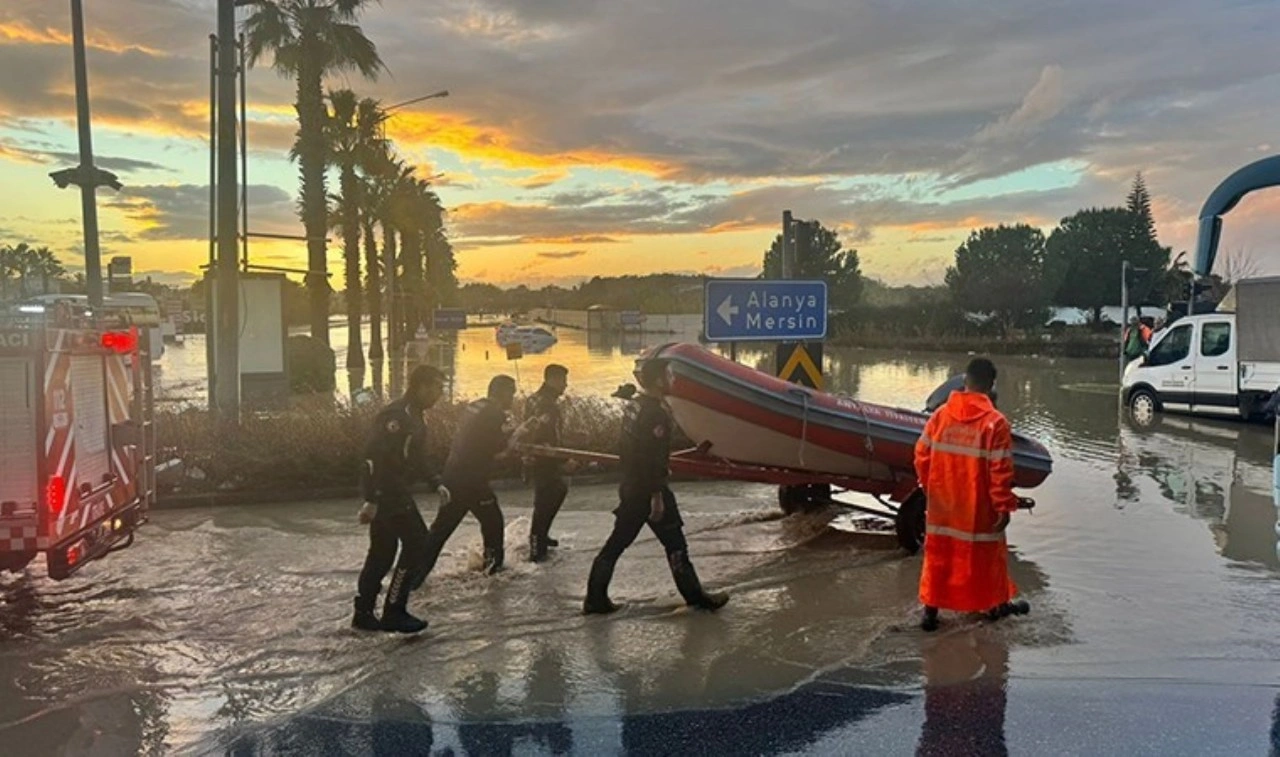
left=6, top=243, right=36, bottom=298
left=326, top=88, right=384, bottom=372
left=32, top=247, right=65, bottom=294
left=243, top=0, right=384, bottom=347
left=379, top=159, right=416, bottom=354
left=0, top=245, right=16, bottom=302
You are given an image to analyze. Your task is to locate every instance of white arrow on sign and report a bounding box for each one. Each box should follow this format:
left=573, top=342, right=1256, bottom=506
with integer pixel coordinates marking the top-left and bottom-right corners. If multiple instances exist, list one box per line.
left=716, top=295, right=739, bottom=325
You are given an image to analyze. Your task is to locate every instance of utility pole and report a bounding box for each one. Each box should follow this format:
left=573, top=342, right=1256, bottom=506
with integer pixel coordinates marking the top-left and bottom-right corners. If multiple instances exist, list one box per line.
left=781, top=210, right=794, bottom=279
left=50, top=0, right=121, bottom=312
left=1119, top=260, right=1129, bottom=381
left=214, top=0, right=241, bottom=422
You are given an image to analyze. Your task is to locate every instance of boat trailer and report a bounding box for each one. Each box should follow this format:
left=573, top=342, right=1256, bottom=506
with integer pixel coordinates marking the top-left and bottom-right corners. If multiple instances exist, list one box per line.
left=516, top=442, right=1039, bottom=553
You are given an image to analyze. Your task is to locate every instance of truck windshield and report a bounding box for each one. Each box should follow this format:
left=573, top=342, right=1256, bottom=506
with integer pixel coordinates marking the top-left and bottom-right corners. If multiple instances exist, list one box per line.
left=1148, top=324, right=1191, bottom=366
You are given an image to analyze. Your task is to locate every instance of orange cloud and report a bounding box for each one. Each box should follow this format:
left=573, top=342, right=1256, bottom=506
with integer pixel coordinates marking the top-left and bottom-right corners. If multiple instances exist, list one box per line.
left=384, top=111, right=677, bottom=178
left=0, top=20, right=164, bottom=56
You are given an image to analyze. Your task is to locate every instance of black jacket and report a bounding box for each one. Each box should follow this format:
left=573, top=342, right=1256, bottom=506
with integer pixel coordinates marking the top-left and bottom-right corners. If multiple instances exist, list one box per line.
left=619, top=394, right=671, bottom=495
left=359, top=398, right=438, bottom=507
left=442, top=398, right=511, bottom=488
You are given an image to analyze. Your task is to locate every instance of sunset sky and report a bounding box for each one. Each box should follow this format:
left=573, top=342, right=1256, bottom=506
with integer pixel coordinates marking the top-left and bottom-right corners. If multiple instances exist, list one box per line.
left=2, top=0, right=1279, bottom=290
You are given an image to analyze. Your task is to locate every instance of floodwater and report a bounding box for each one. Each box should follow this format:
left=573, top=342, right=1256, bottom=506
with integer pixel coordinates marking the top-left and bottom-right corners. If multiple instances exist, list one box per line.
left=3, top=342, right=1280, bottom=755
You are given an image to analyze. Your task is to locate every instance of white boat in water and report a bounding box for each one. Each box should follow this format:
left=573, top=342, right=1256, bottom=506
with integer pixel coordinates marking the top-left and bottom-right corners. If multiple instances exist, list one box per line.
left=497, top=323, right=557, bottom=353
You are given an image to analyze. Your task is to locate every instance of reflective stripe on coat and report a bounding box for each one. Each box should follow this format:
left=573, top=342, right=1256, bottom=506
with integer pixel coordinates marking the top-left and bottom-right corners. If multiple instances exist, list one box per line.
left=914, top=390, right=1019, bottom=612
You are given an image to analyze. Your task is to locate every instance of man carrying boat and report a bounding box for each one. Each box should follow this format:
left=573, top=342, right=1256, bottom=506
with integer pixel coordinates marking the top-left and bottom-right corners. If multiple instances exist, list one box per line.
left=413, top=375, right=520, bottom=589
left=523, top=364, right=576, bottom=563
left=914, top=358, right=1029, bottom=632
left=353, top=365, right=448, bottom=634
left=583, top=358, right=729, bottom=615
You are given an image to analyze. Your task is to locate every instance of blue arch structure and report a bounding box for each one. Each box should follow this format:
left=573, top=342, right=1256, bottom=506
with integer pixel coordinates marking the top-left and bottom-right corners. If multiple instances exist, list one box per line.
left=1195, top=154, right=1280, bottom=276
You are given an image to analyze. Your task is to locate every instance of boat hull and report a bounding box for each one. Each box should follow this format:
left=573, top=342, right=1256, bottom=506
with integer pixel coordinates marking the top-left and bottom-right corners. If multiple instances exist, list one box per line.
left=648, top=343, right=1053, bottom=490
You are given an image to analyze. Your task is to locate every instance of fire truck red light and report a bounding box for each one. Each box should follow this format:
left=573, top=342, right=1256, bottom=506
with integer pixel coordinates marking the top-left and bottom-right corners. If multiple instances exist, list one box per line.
left=46, top=476, right=66, bottom=515
left=100, top=332, right=137, bottom=353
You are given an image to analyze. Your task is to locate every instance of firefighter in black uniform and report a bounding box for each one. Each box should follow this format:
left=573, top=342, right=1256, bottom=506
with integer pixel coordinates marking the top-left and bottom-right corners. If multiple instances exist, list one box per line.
left=413, top=375, right=521, bottom=589
left=583, top=358, right=729, bottom=615
left=524, top=363, right=577, bottom=563
left=353, top=365, right=447, bottom=634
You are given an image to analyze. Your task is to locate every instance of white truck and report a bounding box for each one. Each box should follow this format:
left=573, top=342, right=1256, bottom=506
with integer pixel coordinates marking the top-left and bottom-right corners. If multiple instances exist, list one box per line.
left=1123, top=276, right=1280, bottom=427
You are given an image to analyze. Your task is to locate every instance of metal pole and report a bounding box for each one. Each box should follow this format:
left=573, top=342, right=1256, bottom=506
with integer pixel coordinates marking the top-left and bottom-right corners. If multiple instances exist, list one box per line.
left=1119, top=260, right=1129, bottom=381
left=70, top=0, right=104, bottom=311
left=207, top=33, right=217, bottom=407
left=214, top=0, right=241, bottom=422
left=781, top=210, right=793, bottom=280
left=239, top=33, right=249, bottom=272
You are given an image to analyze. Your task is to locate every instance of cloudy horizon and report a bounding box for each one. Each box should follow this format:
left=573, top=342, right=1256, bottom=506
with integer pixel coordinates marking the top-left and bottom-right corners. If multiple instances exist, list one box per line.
left=2, top=0, right=1279, bottom=290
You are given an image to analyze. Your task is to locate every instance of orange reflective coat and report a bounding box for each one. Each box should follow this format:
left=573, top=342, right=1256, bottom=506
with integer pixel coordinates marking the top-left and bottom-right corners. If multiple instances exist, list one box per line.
left=914, top=391, right=1019, bottom=612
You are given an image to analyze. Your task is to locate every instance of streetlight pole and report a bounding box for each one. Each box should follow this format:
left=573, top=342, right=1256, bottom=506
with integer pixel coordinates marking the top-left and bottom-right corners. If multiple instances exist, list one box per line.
left=214, top=0, right=240, bottom=422
left=49, top=1, right=122, bottom=312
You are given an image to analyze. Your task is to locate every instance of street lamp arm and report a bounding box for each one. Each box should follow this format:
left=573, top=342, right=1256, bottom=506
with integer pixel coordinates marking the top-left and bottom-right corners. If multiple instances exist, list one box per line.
left=384, top=90, right=449, bottom=113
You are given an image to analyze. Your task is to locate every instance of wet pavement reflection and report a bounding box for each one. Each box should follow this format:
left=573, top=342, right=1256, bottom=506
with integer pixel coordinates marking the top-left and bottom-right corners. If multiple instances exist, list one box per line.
left=3, top=347, right=1280, bottom=755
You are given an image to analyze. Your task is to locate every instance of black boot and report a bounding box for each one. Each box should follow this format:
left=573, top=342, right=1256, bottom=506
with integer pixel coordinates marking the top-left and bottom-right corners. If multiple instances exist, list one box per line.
left=483, top=547, right=505, bottom=575
left=669, top=551, right=729, bottom=612
left=351, top=596, right=380, bottom=631
left=546, top=536, right=559, bottom=548
left=921, top=606, right=940, bottom=632
left=380, top=567, right=428, bottom=634
left=528, top=535, right=550, bottom=564
left=583, top=556, right=621, bottom=615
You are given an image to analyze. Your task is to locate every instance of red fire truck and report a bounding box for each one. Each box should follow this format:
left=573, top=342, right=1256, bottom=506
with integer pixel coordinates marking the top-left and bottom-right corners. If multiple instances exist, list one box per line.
left=0, top=304, right=155, bottom=579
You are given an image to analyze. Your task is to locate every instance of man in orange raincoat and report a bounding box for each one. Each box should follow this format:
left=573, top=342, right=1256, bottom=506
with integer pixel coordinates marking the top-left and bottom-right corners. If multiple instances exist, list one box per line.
left=914, top=358, right=1029, bottom=632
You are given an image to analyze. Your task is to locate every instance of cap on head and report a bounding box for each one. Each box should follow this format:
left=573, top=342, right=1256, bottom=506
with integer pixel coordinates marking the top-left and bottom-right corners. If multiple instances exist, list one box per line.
left=488, top=374, right=517, bottom=398
left=964, top=358, right=997, bottom=394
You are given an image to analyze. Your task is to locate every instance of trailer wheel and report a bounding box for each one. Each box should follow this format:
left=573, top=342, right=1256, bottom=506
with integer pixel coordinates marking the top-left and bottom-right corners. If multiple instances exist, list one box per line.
left=896, top=491, right=927, bottom=554
left=778, top=485, right=830, bottom=515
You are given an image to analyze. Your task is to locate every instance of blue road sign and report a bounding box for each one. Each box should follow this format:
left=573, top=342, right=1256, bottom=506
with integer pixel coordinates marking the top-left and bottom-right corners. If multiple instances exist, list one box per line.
left=703, top=279, right=827, bottom=342
left=431, top=308, right=467, bottom=330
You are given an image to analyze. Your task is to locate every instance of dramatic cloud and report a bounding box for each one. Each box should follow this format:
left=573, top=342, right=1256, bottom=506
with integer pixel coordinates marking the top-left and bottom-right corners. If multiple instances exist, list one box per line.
left=3, top=0, right=1280, bottom=284
left=0, top=139, right=172, bottom=173
left=106, top=184, right=298, bottom=241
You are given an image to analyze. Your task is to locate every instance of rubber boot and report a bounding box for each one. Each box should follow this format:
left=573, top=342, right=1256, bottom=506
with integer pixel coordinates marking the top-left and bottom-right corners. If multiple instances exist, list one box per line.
left=921, top=606, right=940, bottom=632
left=669, top=552, right=729, bottom=611
left=483, top=547, right=505, bottom=576
left=351, top=596, right=380, bottom=631
left=379, top=567, right=428, bottom=634
left=583, top=556, right=620, bottom=615
left=528, top=534, right=550, bottom=564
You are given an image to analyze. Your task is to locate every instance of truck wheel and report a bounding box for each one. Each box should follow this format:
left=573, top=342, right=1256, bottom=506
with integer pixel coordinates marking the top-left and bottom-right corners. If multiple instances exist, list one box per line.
left=896, top=490, right=927, bottom=554
left=0, top=551, right=36, bottom=574
left=1128, top=388, right=1160, bottom=429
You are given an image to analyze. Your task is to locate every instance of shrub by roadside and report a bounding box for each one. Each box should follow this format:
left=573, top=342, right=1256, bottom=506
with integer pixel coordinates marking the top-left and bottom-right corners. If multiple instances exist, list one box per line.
left=155, top=394, right=638, bottom=500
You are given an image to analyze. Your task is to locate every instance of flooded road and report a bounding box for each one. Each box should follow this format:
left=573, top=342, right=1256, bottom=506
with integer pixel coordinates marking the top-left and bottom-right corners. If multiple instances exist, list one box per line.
left=2, top=348, right=1279, bottom=755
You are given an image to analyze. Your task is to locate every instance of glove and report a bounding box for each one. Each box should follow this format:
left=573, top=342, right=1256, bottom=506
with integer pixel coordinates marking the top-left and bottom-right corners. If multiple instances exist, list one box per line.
left=357, top=501, right=377, bottom=524
left=437, top=485, right=452, bottom=507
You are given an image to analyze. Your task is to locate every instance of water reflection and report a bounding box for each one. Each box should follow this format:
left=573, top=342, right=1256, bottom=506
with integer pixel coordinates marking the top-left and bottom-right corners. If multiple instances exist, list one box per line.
left=1117, top=415, right=1278, bottom=568
left=917, top=628, right=1009, bottom=757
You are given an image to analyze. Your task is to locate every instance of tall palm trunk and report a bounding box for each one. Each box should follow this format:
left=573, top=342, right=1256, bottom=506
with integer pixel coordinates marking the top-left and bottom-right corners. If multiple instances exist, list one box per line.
left=364, top=218, right=382, bottom=362
left=297, top=54, right=330, bottom=345
left=383, top=222, right=400, bottom=354
left=340, top=165, right=363, bottom=371
left=400, top=224, right=423, bottom=341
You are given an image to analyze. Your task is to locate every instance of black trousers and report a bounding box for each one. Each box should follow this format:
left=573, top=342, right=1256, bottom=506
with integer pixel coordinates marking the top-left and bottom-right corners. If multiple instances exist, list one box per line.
left=530, top=473, right=568, bottom=540
left=588, top=487, right=704, bottom=604
left=356, top=503, right=428, bottom=612
left=417, top=484, right=505, bottom=583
